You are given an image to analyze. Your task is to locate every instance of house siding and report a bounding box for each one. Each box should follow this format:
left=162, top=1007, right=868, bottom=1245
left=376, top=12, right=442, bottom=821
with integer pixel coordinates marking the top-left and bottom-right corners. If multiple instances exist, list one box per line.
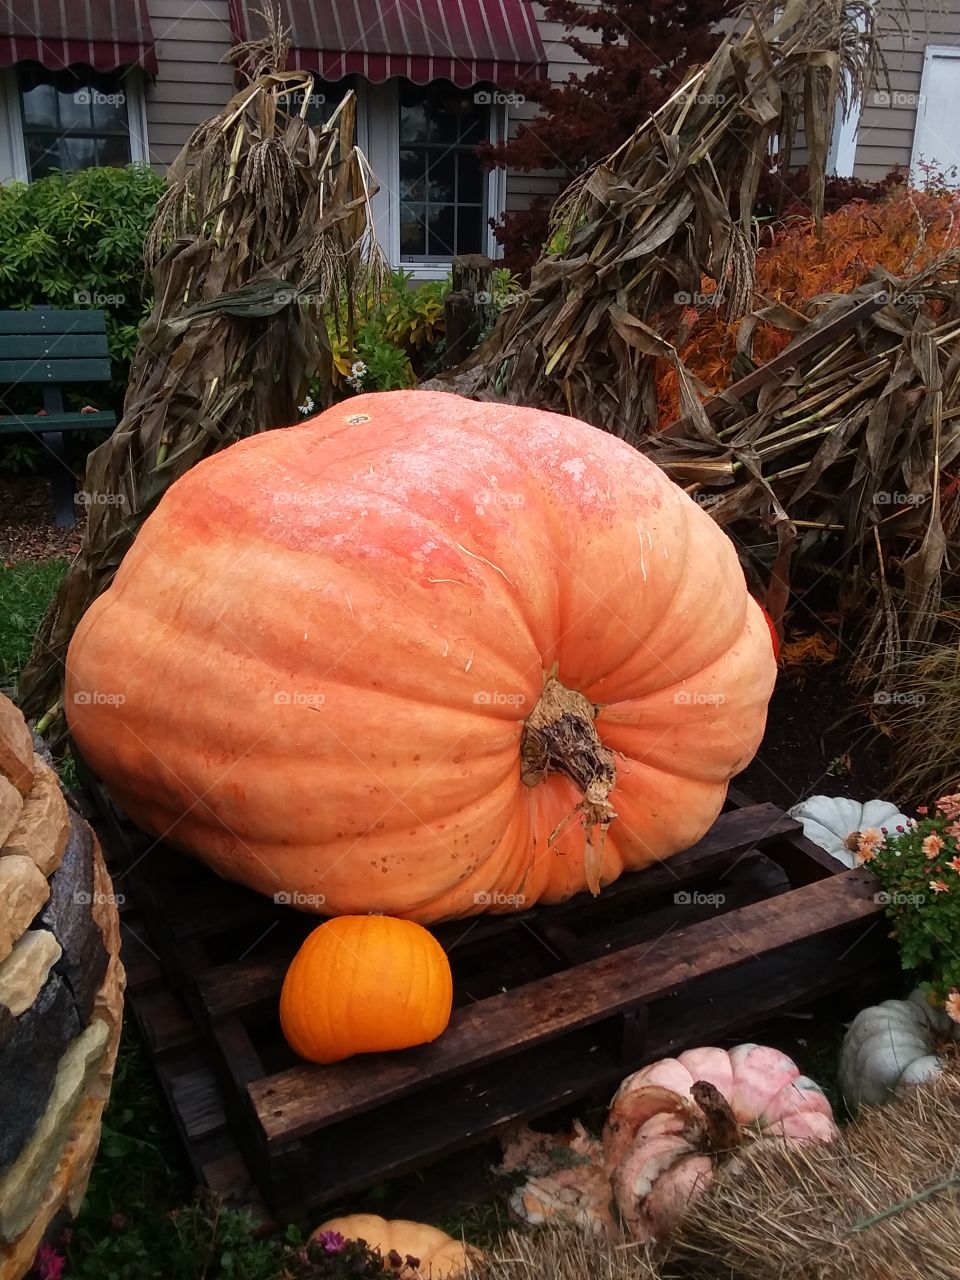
left=143, top=0, right=236, bottom=171
left=853, top=0, right=959, bottom=180
left=504, top=4, right=602, bottom=214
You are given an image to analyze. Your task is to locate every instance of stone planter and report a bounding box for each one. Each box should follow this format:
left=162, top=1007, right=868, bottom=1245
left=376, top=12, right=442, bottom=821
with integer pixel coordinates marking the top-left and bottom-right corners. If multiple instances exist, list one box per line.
left=0, top=694, right=123, bottom=1280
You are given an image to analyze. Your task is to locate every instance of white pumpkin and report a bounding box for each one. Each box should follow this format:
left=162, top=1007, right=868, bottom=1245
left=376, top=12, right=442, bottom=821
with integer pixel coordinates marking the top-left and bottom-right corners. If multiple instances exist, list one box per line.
left=839, top=989, right=960, bottom=1108
left=788, top=796, right=911, bottom=868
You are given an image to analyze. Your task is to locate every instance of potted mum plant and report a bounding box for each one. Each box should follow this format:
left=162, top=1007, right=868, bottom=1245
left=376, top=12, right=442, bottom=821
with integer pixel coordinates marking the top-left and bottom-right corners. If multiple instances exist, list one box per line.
left=857, top=794, right=960, bottom=1022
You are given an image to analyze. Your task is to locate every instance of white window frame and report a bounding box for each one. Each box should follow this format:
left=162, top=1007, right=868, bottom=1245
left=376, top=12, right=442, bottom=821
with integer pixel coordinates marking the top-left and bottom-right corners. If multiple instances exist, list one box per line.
left=910, top=44, right=960, bottom=186
left=827, top=90, right=862, bottom=178
left=365, top=79, right=506, bottom=280
left=1, top=64, right=150, bottom=182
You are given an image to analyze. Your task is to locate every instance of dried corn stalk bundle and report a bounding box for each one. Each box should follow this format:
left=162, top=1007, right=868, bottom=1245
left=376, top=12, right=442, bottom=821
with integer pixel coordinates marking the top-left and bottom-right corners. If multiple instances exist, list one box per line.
left=19, top=9, right=385, bottom=735
left=458, top=0, right=880, bottom=442
left=646, top=257, right=960, bottom=670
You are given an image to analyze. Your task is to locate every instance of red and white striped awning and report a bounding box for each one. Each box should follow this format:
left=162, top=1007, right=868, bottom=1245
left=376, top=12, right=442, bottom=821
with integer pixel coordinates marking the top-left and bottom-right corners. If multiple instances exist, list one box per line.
left=0, top=0, right=158, bottom=75
left=228, top=0, right=546, bottom=88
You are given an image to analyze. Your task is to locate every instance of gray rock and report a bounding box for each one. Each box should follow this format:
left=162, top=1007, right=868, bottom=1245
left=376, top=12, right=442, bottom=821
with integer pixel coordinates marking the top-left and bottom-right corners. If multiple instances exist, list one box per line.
left=39, top=812, right=107, bottom=1027
left=0, top=974, right=82, bottom=1170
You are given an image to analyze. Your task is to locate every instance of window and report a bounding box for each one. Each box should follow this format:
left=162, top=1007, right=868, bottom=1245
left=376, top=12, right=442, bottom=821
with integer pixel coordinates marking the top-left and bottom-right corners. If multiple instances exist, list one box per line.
left=17, top=63, right=137, bottom=179
left=277, top=75, right=356, bottom=128
left=398, top=80, right=490, bottom=261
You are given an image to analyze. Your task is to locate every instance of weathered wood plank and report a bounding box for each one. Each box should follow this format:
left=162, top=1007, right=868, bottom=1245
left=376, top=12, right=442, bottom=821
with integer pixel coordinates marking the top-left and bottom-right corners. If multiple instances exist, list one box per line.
left=198, top=804, right=801, bottom=1021
left=249, top=869, right=881, bottom=1145
left=267, top=925, right=891, bottom=1211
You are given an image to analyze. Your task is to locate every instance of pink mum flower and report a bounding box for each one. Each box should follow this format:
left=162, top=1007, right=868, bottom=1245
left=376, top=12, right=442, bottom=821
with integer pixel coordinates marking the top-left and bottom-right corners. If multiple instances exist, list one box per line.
left=946, top=990, right=960, bottom=1024
left=930, top=879, right=949, bottom=893
left=923, top=833, right=945, bottom=858
left=949, top=856, right=960, bottom=874
left=946, top=821, right=960, bottom=839
left=936, top=794, right=960, bottom=819
left=33, top=1245, right=65, bottom=1280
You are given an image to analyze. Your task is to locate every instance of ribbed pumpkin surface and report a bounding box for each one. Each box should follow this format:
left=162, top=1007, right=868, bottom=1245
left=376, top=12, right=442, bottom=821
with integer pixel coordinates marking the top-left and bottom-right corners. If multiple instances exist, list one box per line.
left=280, top=915, right=452, bottom=1063
left=66, top=390, right=775, bottom=921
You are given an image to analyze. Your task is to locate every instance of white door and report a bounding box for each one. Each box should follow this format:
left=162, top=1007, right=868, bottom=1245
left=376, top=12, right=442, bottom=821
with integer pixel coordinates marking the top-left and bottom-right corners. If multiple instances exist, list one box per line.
left=911, top=46, right=960, bottom=186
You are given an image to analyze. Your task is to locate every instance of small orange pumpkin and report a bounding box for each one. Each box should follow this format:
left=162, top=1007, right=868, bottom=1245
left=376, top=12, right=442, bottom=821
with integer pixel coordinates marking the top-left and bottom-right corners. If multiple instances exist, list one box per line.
left=279, top=915, right=452, bottom=1063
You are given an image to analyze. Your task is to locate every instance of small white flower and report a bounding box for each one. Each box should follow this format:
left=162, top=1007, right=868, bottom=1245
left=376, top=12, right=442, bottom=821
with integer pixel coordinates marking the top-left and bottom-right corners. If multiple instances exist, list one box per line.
left=298, top=394, right=315, bottom=416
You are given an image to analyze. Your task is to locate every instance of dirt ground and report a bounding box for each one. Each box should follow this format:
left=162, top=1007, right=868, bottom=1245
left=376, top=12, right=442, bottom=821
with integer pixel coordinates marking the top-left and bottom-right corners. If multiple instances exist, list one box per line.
left=739, top=659, right=895, bottom=810
left=0, top=474, right=84, bottom=562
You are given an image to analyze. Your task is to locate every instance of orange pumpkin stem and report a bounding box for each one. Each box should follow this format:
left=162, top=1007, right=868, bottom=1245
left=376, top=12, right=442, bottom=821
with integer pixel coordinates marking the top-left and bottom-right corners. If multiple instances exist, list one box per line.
left=520, top=675, right=618, bottom=896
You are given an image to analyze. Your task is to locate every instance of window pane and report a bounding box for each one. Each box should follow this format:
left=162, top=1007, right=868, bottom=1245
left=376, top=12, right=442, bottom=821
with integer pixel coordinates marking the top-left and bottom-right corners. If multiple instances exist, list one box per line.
left=427, top=205, right=455, bottom=257
left=59, top=86, right=92, bottom=131
left=458, top=152, right=483, bottom=203
left=399, top=91, right=432, bottom=144
left=90, top=86, right=129, bottom=132
left=20, top=83, right=57, bottom=129
left=427, top=151, right=455, bottom=203
left=456, top=205, right=484, bottom=254
left=97, top=133, right=133, bottom=167
left=58, top=136, right=98, bottom=171
left=398, top=79, right=491, bottom=261
left=25, top=135, right=61, bottom=180
left=20, top=64, right=134, bottom=180
left=399, top=148, right=425, bottom=200
left=400, top=202, right=427, bottom=255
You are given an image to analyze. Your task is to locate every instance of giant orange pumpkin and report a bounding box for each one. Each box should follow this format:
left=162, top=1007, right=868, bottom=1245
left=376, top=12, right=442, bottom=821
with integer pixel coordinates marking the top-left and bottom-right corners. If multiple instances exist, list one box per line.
left=66, top=390, right=775, bottom=922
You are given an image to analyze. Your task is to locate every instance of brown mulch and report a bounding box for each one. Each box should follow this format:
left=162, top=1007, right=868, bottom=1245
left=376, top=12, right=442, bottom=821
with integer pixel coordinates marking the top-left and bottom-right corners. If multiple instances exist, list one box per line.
left=0, top=475, right=85, bottom=563
left=739, top=659, right=894, bottom=811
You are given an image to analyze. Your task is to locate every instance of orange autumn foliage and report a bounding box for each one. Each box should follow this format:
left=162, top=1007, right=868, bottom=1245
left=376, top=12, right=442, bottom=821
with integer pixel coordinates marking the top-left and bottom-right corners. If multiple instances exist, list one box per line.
left=656, top=187, right=960, bottom=426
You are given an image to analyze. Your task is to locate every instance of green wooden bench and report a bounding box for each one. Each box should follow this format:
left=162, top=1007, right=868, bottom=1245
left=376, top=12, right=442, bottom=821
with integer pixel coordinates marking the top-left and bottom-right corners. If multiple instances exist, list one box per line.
left=0, top=308, right=117, bottom=528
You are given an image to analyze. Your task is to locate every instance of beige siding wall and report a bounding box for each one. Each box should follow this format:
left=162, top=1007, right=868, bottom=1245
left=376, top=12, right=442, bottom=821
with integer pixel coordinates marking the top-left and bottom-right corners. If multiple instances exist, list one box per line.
left=143, top=0, right=235, bottom=171
left=854, top=0, right=958, bottom=179
left=504, top=2, right=601, bottom=213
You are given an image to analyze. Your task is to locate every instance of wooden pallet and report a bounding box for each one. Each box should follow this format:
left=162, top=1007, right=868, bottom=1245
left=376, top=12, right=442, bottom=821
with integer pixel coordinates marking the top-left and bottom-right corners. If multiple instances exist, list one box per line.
left=82, top=777, right=897, bottom=1219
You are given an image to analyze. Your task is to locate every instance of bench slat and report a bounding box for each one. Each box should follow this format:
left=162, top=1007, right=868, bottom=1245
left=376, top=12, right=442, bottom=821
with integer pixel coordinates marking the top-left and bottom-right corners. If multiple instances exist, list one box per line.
left=0, top=411, right=116, bottom=435
left=1, top=335, right=110, bottom=360
left=0, top=309, right=109, bottom=335
left=0, top=358, right=112, bottom=382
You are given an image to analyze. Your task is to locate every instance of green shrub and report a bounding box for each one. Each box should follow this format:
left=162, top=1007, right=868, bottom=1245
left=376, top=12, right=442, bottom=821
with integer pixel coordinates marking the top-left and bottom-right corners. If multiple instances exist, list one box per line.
left=0, top=164, right=163, bottom=408
left=308, top=266, right=523, bottom=405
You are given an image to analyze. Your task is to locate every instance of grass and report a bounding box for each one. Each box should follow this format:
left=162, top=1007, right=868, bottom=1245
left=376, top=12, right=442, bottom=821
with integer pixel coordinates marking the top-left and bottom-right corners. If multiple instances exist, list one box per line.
left=0, top=557, right=67, bottom=692
left=61, top=1034, right=290, bottom=1279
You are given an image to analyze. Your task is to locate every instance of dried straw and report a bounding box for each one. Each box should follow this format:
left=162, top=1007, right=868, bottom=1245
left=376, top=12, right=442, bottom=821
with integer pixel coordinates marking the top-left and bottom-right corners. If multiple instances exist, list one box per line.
left=670, top=1063, right=960, bottom=1279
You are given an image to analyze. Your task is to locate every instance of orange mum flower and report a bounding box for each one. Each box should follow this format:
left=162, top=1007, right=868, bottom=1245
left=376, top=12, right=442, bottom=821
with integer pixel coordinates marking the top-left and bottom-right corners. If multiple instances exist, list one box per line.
left=923, top=833, right=945, bottom=859
left=930, top=879, right=949, bottom=893
left=946, top=990, right=960, bottom=1024
left=950, top=856, right=960, bottom=874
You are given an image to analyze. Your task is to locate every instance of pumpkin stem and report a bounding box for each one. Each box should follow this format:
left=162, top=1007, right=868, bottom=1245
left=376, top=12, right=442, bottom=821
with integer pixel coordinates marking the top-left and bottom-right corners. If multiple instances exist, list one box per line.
left=690, top=1080, right=741, bottom=1154
left=520, top=675, right=617, bottom=896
